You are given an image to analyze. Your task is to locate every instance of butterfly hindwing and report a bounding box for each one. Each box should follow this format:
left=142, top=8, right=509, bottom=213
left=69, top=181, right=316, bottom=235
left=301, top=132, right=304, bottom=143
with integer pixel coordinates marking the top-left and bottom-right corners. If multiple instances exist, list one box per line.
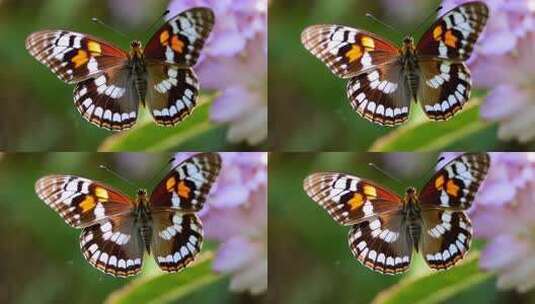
left=26, top=30, right=128, bottom=84
left=144, top=7, right=215, bottom=66
left=349, top=213, right=412, bottom=275
left=419, top=153, right=490, bottom=210
left=420, top=209, right=472, bottom=270
left=151, top=212, right=203, bottom=272
left=150, top=152, right=222, bottom=212
left=145, top=64, right=199, bottom=126
left=303, top=173, right=403, bottom=225
left=35, top=175, right=134, bottom=228
left=301, top=25, right=400, bottom=79
left=80, top=216, right=144, bottom=277
left=416, top=2, right=489, bottom=60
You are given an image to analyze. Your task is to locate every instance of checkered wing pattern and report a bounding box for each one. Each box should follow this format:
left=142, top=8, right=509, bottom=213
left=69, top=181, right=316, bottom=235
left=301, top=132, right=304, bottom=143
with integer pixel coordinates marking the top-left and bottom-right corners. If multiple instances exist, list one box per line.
left=301, top=25, right=399, bottom=79
left=150, top=153, right=222, bottom=212
left=80, top=216, right=144, bottom=277
left=347, top=64, right=411, bottom=126
left=26, top=30, right=128, bottom=84
left=144, top=7, right=215, bottom=66
left=74, top=66, right=139, bottom=131
left=349, top=213, right=412, bottom=275
left=419, top=209, right=472, bottom=271
left=416, top=2, right=489, bottom=61
left=145, top=64, right=199, bottom=126
left=303, top=173, right=403, bottom=226
left=419, top=153, right=490, bottom=210
left=150, top=212, right=203, bottom=273
left=35, top=175, right=134, bottom=228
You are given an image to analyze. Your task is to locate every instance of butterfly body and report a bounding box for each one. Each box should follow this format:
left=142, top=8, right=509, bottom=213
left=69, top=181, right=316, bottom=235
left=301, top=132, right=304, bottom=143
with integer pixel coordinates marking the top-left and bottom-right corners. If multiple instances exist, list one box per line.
left=35, top=153, right=222, bottom=277
left=304, top=153, right=490, bottom=275
left=301, top=2, right=489, bottom=126
left=26, top=7, right=215, bottom=131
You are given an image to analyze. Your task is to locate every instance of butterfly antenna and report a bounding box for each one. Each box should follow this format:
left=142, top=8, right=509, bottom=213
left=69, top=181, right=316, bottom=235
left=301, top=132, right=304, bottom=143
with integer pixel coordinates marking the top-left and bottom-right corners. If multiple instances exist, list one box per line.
left=368, top=162, right=404, bottom=187
left=365, top=13, right=403, bottom=37
left=409, top=5, right=443, bottom=36
left=422, top=155, right=447, bottom=180
left=92, top=17, right=130, bottom=40
left=99, top=165, right=136, bottom=188
left=145, top=10, right=171, bottom=41
left=147, top=156, right=176, bottom=187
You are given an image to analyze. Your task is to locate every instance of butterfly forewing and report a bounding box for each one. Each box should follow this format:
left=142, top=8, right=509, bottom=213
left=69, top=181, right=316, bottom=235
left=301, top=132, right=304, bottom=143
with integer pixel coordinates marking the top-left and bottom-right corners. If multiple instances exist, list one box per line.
left=151, top=212, right=203, bottom=272
left=150, top=152, right=222, bottom=212
left=416, top=2, right=489, bottom=60
left=419, top=153, right=490, bottom=210
left=303, top=173, right=403, bottom=225
left=301, top=25, right=399, bottom=79
left=80, top=216, right=144, bottom=277
left=35, top=175, right=134, bottom=228
left=420, top=209, right=472, bottom=270
left=26, top=30, right=128, bottom=84
left=349, top=213, right=412, bottom=275
left=145, top=64, right=199, bottom=126
left=144, top=7, right=215, bottom=66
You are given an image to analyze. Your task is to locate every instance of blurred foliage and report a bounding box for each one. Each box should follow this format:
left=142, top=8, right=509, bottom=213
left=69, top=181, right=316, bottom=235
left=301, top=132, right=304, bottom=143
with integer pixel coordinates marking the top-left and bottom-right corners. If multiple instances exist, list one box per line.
left=268, top=0, right=526, bottom=151
left=0, top=0, right=253, bottom=151
left=268, top=153, right=535, bottom=303
left=0, top=153, right=266, bottom=304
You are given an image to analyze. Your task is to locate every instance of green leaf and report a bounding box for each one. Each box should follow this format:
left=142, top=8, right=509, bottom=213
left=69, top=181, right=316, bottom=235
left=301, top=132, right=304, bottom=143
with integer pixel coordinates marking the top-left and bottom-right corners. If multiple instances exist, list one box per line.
left=372, top=253, right=493, bottom=304
left=99, top=98, right=220, bottom=151
left=370, top=99, right=496, bottom=151
left=105, top=253, right=222, bottom=304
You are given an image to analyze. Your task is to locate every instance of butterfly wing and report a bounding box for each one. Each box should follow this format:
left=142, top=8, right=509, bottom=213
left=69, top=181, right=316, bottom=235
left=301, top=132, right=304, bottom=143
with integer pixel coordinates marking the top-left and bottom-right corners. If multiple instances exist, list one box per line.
left=144, top=7, right=215, bottom=67
left=416, top=2, right=489, bottom=61
left=303, top=172, right=404, bottom=225
left=419, top=209, right=472, bottom=270
left=150, top=212, right=203, bottom=273
left=35, top=175, right=134, bottom=228
left=349, top=212, right=413, bottom=275
left=149, top=152, right=222, bottom=212
left=419, top=153, right=490, bottom=210
left=416, top=60, right=471, bottom=121
left=301, top=25, right=400, bottom=79
left=347, top=63, right=411, bottom=126
left=80, top=216, right=144, bottom=277
left=26, top=30, right=128, bottom=84
left=74, top=65, right=140, bottom=131
left=144, top=64, right=199, bottom=126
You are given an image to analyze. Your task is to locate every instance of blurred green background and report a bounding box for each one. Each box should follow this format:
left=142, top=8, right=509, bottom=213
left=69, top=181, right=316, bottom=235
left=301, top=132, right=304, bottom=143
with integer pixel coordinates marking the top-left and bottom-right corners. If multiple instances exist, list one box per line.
left=268, top=0, right=528, bottom=151
left=0, top=0, right=252, bottom=151
left=268, top=153, right=535, bottom=303
left=0, top=153, right=266, bottom=303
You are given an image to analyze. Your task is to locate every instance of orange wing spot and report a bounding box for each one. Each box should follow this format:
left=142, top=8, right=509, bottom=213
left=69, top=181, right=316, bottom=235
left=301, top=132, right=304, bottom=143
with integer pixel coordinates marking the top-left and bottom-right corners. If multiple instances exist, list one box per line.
left=95, top=187, right=109, bottom=201
left=177, top=181, right=191, bottom=198
left=346, top=44, right=362, bottom=63
left=71, top=50, right=88, bottom=68
left=433, top=26, right=443, bottom=41
left=79, top=195, right=96, bottom=212
left=87, top=41, right=102, bottom=54
left=446, top=180, right=460, bottom=197
left=444, top=30, right=458, bottom=48
left=171, top=35, right=185, bottom=53
left=361, top=36, right=375, bottom=50
left=166, top=176, right=176, bottom=191
left=160, top=30, right=170, bottom=45
left=363, top=185, right=377, bottom=197
left=435, top=175, right=445, bottom=190
left=348, top=193, right=364, bottom=211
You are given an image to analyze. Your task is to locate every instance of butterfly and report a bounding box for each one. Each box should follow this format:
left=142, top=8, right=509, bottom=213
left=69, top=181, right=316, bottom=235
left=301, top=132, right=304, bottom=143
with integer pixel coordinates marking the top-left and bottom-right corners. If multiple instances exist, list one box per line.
left=303, top=153, right=490, bottom=274
left=35, top=153, right=221, bottom=277
left=301, top=2, right=489, bottom=127
left=26, top=7, right=215, bottom=131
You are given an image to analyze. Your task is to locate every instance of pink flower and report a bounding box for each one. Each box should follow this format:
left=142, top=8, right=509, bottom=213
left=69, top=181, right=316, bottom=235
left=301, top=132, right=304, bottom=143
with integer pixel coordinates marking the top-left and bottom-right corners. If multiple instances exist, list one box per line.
left=173, top=152, right=267, bottom=294
left=168, top=1, right=267, bottom=145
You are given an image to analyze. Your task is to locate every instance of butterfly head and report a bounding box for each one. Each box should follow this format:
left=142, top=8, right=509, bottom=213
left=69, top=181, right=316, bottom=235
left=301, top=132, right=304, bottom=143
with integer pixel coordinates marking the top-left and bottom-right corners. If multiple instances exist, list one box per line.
left=136, top=188, right=149, bottom=205
left=130, top=40, right=144, bottom=58
left=401, top=36, right=415, bottom=52
left=404, top=187, right=419, bottom=205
